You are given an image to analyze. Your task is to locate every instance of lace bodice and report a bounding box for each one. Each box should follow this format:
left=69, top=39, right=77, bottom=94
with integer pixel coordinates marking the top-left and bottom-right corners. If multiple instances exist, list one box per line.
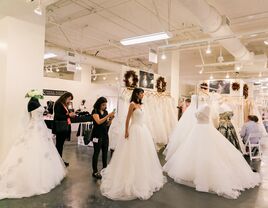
left=29, top=107, right=44, bottom=122
left=195, top=105, right=210, bottom=124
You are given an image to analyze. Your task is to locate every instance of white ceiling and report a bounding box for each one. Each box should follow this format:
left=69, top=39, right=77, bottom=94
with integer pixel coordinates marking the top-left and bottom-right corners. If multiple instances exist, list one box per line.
left=45, top=0, right=268, bottom=72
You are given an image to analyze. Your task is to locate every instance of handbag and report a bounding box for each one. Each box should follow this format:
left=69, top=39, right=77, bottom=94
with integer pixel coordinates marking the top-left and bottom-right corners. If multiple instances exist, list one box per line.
left=53, top=120, right=69, bottom=134
left=83, top=124, right=93, bottom=145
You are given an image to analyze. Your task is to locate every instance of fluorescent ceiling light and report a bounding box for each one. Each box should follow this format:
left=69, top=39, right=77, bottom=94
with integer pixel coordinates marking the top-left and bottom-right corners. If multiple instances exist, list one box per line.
left=44, top=53, right=57, bottom=59
left=120, top=32, right=173, bottom=46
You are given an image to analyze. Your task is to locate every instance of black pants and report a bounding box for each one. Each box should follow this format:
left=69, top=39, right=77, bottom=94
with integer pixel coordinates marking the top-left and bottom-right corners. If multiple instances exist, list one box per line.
left=56, top=133, right=67, bottom=157
left=92, top=136, right=109, bottom=173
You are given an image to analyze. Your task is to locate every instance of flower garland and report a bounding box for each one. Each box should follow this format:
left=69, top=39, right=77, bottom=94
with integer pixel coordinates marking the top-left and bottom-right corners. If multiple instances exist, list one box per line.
left=25, top=89, right=44, bottom=99
left=124, top=70, right=139, bottom=88
left=156, top=76, right=167, bottom=93
left=232, top=82, right=240, bottom=91
left=243, top=84, right=249, bottom=99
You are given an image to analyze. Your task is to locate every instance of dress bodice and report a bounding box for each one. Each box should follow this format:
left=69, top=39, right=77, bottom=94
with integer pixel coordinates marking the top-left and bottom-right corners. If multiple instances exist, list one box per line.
left=30, top=107, right=44, bottom=122
left=219, top=111, right=234, bottom=121
left=131, top=108, right=144, bottom=125
left=195, top=105, right=210, bottom=124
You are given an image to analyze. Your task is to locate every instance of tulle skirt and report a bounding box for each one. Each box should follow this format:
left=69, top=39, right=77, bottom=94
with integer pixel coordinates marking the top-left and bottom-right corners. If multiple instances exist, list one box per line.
left=100, top=123, right=166, bottom=200
left=164, top=123, right=261, bottom=199
left=164, top=106, right=196, bottom=160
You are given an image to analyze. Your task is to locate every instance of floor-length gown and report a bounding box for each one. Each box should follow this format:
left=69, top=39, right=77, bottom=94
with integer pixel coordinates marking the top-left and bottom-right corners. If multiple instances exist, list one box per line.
left=164, top=105, right=260, bottom=199
left=0, top=107, right=66, bottom=200
left=164, top=95, right=197, bottom=160
left=100, top=108, right=166, bottom=200
left=217, top=111, right=242, bottom=152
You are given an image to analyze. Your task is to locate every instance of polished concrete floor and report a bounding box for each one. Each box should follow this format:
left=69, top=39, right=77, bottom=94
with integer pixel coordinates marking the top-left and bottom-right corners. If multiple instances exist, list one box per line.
left=0, top=134, right=268, bottom=208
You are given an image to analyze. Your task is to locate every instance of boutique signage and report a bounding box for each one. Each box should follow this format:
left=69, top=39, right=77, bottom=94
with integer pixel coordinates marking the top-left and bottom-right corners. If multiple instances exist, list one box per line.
left=43, top=89, right=67, bottom=96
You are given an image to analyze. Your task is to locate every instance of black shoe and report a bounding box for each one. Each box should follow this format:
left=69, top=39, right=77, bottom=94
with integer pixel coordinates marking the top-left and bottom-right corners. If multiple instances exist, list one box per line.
left=92, top=172, right=102, bottom=180
left=64, top=162, right=69, bottom=167
left=252, top=169, right=258, bottom=172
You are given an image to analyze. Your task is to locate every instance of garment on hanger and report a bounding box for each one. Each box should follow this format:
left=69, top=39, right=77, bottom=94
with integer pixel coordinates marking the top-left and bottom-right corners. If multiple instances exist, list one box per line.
left=217, top=112, right=242, bottom=152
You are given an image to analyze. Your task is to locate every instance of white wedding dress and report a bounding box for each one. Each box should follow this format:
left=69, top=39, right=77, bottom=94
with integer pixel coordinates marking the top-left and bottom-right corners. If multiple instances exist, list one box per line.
left=100, top=108, right=166, bottom=200
left=164, top=95, right=197, bottom=160
left=0, top=107, right=66, bottom=200
left=164, top=105, right=261, bottom=199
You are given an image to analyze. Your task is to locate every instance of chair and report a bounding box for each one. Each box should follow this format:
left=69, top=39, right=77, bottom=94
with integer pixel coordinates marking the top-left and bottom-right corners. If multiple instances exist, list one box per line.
left=245, top=132, right=263, bottom=161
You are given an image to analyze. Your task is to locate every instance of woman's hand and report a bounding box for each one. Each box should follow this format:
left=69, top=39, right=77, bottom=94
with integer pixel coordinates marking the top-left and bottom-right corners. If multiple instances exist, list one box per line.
left=108, top=111, right=115, bottom=118
left=69, top=112, right=76, bottom=118
left=125, top=131, right=129, bottom=139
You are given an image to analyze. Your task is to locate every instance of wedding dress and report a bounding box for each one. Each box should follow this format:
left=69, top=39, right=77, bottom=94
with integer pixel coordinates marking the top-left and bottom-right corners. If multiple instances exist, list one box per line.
left=164, top=95, right=197, bottom=160
left=100, top=107, right=166, bottom=200
left=0, top=107, right=66, bottom=200
left=164, top=105, right=261, bottom=199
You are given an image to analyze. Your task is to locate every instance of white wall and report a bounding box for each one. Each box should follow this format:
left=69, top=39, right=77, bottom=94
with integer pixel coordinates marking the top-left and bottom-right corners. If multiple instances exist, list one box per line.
left=42, top=64, right=92, bottom=110
left=42, top=64, right=119, bottom=112
left=0, top=16, right=45, bottom=163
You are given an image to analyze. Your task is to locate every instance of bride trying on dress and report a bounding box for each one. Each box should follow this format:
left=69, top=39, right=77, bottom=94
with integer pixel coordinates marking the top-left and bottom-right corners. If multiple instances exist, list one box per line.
left=100, top=88, right=166, bottom=200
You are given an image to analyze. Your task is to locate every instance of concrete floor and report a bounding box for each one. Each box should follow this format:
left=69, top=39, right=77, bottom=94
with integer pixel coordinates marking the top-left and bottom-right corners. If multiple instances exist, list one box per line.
left=0, top=135, right=268, bottom=208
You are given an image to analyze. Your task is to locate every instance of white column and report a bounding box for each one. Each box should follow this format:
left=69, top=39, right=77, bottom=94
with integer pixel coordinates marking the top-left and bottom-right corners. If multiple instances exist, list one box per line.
left=0, top=16, right=45, bottom=163
left=158, top=51, right=180, bottom=102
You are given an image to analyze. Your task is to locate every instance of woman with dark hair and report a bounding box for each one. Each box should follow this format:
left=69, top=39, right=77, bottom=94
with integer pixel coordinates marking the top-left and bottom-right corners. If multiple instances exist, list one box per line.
left=53, top=92, right=76, bottom=167
left=100, top=88, right=166, bottom=200
left=91, top=97, right=115, bottom=179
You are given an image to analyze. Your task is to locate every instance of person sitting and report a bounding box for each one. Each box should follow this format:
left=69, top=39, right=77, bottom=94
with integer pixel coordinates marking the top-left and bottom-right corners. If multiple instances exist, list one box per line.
left=240, top=115, right=262, bottom=156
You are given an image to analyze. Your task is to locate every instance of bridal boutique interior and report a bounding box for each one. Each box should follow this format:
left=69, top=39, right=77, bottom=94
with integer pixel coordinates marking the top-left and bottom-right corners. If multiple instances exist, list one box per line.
left=1, top=0, right=268, bottom=207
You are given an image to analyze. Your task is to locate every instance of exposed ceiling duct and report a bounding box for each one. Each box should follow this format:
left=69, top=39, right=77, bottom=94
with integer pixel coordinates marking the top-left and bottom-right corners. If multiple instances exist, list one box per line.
left=45, top=46, right=123, bottom=72
left=178, top=0, right=254, bottom=61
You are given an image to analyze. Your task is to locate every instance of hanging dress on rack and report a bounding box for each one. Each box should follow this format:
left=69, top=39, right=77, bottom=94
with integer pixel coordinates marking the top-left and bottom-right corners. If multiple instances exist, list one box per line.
left=217, top=111, right=242, bottom=152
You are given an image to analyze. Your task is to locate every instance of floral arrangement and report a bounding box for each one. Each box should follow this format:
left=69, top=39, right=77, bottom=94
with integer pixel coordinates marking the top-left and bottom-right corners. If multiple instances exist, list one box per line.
left=243, top=84, right=249, bottom=99
left=200, top=82, right=208, bottom=90
left=232, top=82, right=240, bottom=91
left=25, top=89, right=44, bottom=99
left=124, top=70, right=139, bottom=88
left=156, top=76, right=167, bottom=93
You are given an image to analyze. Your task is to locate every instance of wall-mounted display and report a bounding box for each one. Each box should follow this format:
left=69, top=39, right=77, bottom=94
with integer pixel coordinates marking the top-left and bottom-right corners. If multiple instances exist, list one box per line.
left=43, top=89, right=67, bottom=96
left=209, top=80, right=230, bottom=94
left=139, top=71, right=154, bottom=89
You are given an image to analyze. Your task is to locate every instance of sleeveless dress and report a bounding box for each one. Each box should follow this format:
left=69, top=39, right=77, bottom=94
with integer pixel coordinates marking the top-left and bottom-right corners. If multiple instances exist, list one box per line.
left=100, top=108, right=166, bottom=200
left=164, top=105, right=261, bottom=199
left=0, top=107, right=66, bottom=200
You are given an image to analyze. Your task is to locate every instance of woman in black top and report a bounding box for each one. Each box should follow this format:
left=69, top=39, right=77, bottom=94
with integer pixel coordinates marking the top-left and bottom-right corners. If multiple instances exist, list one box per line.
left=91, top=97, right=115, bottom=179
left=53, top=92, right=76, bottom=167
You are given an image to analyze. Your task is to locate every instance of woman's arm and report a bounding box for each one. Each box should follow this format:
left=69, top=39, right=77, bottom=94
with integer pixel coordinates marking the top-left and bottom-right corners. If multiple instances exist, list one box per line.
left=125, top=103, right=135, bottom=139
left=92, top=112, right=114, bottom=125
left=107, top=116, right=115, bottom=126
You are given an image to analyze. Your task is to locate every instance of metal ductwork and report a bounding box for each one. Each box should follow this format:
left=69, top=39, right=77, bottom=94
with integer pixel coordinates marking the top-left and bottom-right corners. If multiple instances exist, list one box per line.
left=178, top=0, right=254, bottom=61
left=45, top=46, right=123, bottom=72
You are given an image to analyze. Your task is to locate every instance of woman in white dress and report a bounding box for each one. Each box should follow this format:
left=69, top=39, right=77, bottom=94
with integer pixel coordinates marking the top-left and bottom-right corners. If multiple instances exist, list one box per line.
left=164, top=104, right=261, bottom=199
left=0, top=92, right=66, bottom=200
left=100, top=88, right=166, bottom=200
